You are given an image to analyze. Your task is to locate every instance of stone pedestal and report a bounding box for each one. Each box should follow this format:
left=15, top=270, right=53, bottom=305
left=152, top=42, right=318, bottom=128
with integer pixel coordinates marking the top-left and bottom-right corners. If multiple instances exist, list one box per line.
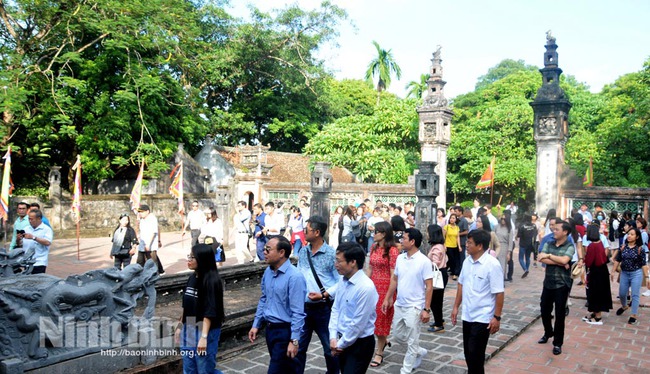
left=415, top=162, right=439, bottom=254
left=310, top=162, right=333, bottom=230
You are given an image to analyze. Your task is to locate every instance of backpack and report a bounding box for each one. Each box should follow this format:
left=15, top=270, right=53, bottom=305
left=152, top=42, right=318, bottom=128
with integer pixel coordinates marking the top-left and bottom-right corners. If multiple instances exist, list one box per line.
left=350, top=219, right=362, bottom=239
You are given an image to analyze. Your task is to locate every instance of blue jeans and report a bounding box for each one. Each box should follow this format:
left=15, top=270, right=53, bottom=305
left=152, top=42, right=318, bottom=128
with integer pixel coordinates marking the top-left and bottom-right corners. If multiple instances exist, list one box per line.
left=293, top=239, right=303, bottom=254
left=366, top=236, right=374, bottom=254
left=619, top=268, right=643, bottom=315
left=256, top=236, right=268, bottom=262
left=297, top=303, right=339, bottom=374
left=266, top=323, right=301, bottom=374
left=519, top=246, right=532, bottom=272
left=181, top=326, right=223, bottom=374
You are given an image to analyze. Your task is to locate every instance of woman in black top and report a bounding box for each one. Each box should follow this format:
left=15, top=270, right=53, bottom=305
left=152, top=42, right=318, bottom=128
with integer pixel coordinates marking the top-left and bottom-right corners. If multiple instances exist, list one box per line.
left=611, top=228, right=649, bottom=325
left=175, top=244, right=226, bottom=373
left=110, top=213, right=138, bottom=270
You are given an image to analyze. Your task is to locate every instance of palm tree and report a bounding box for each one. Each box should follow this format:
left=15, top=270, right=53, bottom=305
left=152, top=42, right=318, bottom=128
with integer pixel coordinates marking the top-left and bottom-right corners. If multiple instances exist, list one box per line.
left=365, top=41, right=402, bottom=98
left=405, top=73, right=429, bottom=100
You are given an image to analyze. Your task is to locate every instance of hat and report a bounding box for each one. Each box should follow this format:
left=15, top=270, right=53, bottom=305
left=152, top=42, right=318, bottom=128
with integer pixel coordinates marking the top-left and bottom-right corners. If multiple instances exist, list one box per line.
left=571, top=262, right=584, bottom=279
left=137, top=204, right=150, bottom=212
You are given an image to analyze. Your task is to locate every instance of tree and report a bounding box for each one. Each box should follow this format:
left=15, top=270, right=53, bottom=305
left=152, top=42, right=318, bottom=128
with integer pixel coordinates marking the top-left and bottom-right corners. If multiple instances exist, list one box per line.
left=0, top=0, right=348, bottom=189
left=405, top=74, right=428, bottom=100
left=364, top=41, right=402, bottom=98
left=305, top=94, right=419, bottom=183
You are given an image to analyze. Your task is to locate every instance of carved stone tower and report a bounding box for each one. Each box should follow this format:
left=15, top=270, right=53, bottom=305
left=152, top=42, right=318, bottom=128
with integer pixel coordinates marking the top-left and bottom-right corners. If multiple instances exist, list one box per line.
left=530, top=33, right=572, bottom=218
left=417, top=46, right=453, bottom=209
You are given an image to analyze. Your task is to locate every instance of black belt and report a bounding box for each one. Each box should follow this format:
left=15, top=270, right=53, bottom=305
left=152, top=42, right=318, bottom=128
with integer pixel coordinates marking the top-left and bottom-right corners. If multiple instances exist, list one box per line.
left=266, top=322, right=291, bottom=329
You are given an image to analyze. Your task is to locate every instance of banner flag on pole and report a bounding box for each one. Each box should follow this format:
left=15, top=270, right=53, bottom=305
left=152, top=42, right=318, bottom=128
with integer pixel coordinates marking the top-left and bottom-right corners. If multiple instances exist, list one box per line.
left=130, top=162, right=144, bottom=212
left=0, top=146, right=12, bottom=220
left=476, top=156, right=495, bottom=189
left=169, top=161, right=184, bottom=215
left=71, top=155, right=82, bottom=223
left=583, top=157, right=594, bottom=187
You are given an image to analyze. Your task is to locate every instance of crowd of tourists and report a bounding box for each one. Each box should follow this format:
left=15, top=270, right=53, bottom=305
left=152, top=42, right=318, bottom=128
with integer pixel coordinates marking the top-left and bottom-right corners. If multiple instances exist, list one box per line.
left=99, top=197, right=649, bottom=374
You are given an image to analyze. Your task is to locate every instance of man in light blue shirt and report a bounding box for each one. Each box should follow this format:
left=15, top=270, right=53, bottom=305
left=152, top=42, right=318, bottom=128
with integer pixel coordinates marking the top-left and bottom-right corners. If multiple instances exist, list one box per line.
left=452, top=230, right=505, bottom=374
left=249, top=236, right=306, bottom=374
left=296, top=215, right=341, bottom=374
left=9, top=201, right=29, bottom=251
left=329, top=242, right=378, bottom=373
left=22, top=209, right=54, bottom=274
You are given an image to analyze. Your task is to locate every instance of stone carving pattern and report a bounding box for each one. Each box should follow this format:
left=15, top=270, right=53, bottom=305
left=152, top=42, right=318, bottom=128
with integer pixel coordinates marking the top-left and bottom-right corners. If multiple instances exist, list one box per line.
left=538, top=117, right=558, bottom=136
left=0, top=260, right=158, bottom=367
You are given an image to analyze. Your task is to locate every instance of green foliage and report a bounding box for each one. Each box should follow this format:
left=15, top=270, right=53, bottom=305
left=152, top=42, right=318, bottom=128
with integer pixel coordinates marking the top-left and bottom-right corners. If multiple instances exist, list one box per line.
left=1, top=0, right=347, bottom=189
left=13, top=186, right=49, bottom=201
left=305, top=94, right=419, bottom=183
left=568, top=58, right=650, bottom=187
left=449, top=69, right=541, bottom=200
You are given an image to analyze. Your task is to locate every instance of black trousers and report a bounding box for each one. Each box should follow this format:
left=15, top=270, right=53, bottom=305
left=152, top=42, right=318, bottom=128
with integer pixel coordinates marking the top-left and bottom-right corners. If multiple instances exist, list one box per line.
left=430, top=267, right=449, bottom=327
left=540, top=285, right=570, bottom=347
left=339, top=334, right=375, bottom=374
left=462, top=321, right=490, bottom=374
left=447, top=247, right=459, bottom=275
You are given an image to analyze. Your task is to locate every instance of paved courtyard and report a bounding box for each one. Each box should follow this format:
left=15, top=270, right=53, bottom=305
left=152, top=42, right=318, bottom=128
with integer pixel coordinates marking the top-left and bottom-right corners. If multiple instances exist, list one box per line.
left=22, top=234, right=650, bottom=373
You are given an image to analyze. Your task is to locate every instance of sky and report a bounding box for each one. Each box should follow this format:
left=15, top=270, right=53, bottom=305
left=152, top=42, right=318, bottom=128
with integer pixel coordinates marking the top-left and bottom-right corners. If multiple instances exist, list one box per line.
left=229, top=0, right=650, bottom=99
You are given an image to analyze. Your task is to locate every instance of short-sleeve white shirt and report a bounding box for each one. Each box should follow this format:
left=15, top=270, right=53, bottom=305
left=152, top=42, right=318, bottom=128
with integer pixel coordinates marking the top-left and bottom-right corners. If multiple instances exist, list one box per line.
left=458, top=251, right=504, bottom=323
left=394, top=251, right=434, bottom=309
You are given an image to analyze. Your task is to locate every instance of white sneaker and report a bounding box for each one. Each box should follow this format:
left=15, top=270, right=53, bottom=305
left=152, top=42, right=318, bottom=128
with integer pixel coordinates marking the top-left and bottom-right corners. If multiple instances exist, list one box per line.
left=642, top=290, right=650, bottom=297
left=585, top=318, right=603, bottom=325
left=412, top=347, right=427, bottom=369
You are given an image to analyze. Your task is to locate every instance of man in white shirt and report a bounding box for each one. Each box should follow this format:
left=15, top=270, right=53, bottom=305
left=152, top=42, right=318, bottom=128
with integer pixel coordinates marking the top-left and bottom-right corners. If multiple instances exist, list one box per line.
left=382, top=228, right=434, bottom=374
left=182, top=200, right=204, bottom=246
left=234, top=201, right=255, bottom=264
left=136, top=204, right=162, bottom=273
left=22, top=209, right=53, bottom=274
left=329, top=242, right=378, bottom=373
left=451, top=229, right=505, bottom=374
left=263, top=202, right=283, bottom=237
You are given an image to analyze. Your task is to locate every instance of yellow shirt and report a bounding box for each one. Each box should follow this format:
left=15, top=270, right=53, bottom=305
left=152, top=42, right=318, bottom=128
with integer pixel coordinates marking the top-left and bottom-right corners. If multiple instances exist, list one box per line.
left=444, top=224, right=459, bottom=248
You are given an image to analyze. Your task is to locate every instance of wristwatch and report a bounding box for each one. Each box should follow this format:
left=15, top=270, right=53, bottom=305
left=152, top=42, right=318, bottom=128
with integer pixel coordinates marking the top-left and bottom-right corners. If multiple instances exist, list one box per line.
left=423, top=308, right=431, bottom=314
left=291, top=339, right=299, bottom=346
left=493, top=315, right=502, bottom=321
left=201, top=334, right=208, bottom=339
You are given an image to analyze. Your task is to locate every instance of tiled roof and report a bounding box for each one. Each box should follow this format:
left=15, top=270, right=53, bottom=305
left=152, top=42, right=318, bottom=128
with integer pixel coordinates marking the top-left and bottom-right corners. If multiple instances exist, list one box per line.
left=266, top=151, right=356, bottom=184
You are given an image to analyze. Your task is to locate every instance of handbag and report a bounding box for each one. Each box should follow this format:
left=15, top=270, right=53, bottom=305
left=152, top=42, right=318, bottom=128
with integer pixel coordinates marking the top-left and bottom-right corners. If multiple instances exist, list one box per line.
left=432, top=263, right=445, bottom=289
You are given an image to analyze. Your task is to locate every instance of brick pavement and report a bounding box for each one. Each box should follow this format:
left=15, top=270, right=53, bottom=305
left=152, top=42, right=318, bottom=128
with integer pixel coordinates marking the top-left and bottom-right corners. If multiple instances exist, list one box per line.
left=33, top=237, right=650, bottom=373
left=219, top=260, right=650, bottom=373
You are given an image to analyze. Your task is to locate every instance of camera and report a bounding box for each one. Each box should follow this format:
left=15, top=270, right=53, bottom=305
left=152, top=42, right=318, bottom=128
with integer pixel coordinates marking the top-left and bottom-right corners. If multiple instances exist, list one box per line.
left=17, top=230, right=25, bottom=235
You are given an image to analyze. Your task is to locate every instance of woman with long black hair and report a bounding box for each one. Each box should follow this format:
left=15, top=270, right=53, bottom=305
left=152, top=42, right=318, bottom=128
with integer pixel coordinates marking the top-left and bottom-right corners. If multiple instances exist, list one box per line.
left=110, top=213, right=138, bottom=270
left=175, top=244, right=226, bottom=373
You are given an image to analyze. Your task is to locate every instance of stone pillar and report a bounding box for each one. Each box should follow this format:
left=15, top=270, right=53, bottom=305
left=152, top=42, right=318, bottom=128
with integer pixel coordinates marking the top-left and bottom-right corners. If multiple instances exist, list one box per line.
left=417, top=46, right=453, bottom=209
left=310, top=162, right=333, bottom=231
left=530, top=32, right=572, bottom=218
left=48, top=166, right=62, bottom=230
left=215, top=185, right=231, bottom=248
left=415, top=162, right=439, bottom=254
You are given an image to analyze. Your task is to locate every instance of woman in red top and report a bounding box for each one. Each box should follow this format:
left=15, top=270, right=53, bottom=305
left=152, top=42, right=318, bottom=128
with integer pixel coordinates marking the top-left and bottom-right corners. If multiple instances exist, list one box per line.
left=582, top=224, right=612, bottom=324
left=367, top=220, right=399, bottom=367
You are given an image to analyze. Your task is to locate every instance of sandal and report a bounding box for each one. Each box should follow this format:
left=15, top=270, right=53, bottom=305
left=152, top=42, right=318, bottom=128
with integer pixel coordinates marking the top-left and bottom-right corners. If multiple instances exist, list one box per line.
left=370, top=353, right=384, bottom=367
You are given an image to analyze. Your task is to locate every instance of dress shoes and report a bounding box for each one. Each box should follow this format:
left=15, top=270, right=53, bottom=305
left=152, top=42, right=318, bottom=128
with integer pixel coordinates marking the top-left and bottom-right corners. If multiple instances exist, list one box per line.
left=552, top=346, right=562, bottom=355
left=537, top=335, right=552, bottom=344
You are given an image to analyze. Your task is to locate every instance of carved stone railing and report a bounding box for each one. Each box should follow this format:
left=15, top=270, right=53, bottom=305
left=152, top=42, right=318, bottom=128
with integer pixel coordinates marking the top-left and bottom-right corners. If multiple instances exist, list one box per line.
left=0, top=260, right=159, bottom=373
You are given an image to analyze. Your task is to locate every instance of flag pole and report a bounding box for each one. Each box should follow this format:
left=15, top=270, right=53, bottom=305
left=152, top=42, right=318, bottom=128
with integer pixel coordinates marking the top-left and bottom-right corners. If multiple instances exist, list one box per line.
left=490, top=156, right=495, bottom=206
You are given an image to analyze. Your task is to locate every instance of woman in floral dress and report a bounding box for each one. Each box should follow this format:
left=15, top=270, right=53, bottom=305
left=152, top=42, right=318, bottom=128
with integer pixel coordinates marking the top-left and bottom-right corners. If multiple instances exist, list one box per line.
left=367, top=220, right=399, bottom=367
